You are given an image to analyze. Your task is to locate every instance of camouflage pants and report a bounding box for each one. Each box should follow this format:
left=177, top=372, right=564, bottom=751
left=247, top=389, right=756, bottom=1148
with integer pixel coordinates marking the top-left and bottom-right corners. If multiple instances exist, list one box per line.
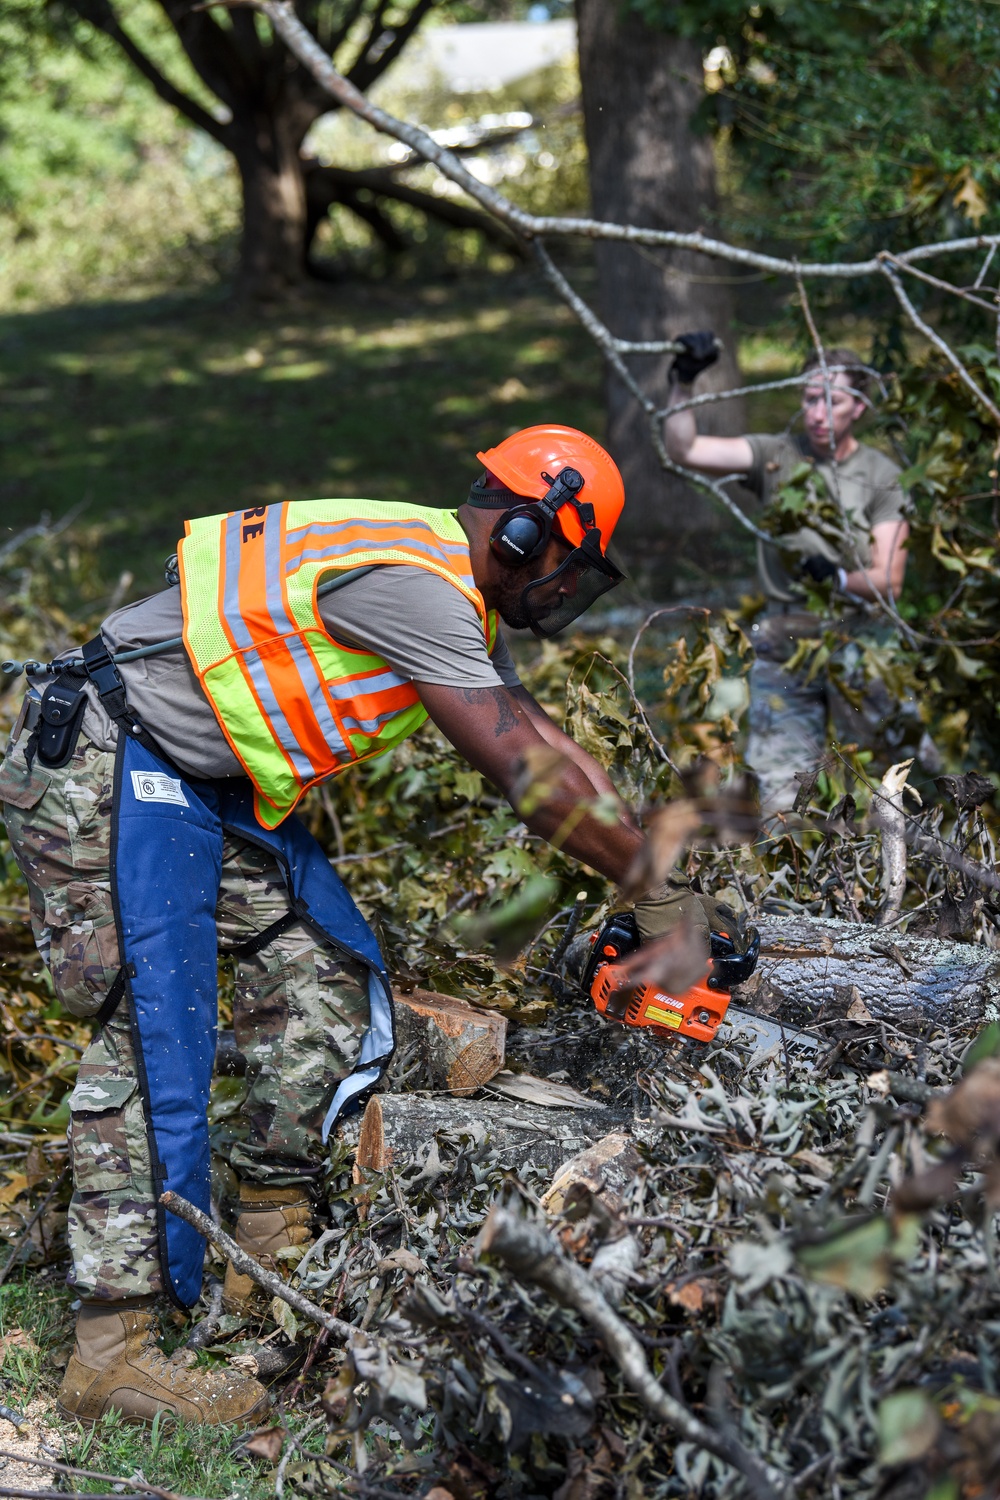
left=0, top=723, right=370, bottom=1302
left=746, top=640, right=914, bottom=815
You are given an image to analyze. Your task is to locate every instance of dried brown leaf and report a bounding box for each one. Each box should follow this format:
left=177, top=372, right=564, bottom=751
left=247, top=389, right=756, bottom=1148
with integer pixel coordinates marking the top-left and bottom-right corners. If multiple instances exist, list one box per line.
left=926, top=1058, right=1000, bottom=1148
left=667, top=1278, right=716, bottom=1312
left=377, top=1247, right=426, bottom=1276
left=242, top=1425, right=287, bottom=1462
left=620, top=801, right=700, bottom=901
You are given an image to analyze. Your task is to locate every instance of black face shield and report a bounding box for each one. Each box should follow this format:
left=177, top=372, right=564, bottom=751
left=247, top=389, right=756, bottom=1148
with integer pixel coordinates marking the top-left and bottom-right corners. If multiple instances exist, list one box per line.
left=518, top=529, right=625, bottom=638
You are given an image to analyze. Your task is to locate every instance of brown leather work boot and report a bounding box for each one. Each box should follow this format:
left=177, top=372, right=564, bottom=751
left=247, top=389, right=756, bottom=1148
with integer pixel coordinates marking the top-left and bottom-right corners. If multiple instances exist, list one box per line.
left=56, top=1300, right=270, bottom=1427
left=222, top=1183, right=313, bottom=1313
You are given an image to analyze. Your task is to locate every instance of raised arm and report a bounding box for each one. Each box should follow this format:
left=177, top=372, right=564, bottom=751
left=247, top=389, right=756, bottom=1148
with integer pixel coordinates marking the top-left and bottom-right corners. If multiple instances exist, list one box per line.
left=661, top=329, right=754, bottom=478
left=415, top=680, right=642, bottom=884
left=663, top=379, right=755, bottom=477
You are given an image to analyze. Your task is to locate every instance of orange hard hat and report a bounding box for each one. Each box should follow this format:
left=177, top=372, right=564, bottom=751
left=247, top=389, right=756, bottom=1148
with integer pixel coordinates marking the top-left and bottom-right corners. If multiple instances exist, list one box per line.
left=476, top=425, right=625, bottom=549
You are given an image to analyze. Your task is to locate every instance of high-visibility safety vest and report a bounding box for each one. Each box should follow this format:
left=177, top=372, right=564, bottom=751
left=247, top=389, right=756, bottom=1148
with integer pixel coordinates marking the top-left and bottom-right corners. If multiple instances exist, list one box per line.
left=178, top=500, right=498, bottom=829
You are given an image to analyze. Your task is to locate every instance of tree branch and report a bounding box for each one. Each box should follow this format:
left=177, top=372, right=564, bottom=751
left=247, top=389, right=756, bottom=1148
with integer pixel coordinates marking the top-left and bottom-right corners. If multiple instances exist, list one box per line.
left=478, top=1206, right=793, bottom=1500
left=69, top=0, right=232, bottom=146
left=304, top=162, right=524, bottom=253
left=0, top=1451, right=190, bottom=1500
left=257, top=7, right=1000, bottom=278
left=348, top=0, right=436, bottom=96
left=160, top=1190, right=357, bottom=1340
left=882, top=262, right=1000, bottom=425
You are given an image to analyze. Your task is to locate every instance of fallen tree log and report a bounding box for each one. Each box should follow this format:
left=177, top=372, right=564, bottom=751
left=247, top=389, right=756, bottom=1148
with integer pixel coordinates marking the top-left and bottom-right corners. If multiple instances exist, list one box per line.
left=748, top=914, right=1000, bottom=1028
left=391, top=989, right=506, bottom=1095
left=348, top=1092, right=627, bottom=1177
left=541, top=1131, right=642, bottom=1215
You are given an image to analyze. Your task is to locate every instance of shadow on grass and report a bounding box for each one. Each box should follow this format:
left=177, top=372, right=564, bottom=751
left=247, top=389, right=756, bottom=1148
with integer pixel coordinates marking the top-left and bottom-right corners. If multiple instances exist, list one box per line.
left=0, top=272, right=604, bottom=594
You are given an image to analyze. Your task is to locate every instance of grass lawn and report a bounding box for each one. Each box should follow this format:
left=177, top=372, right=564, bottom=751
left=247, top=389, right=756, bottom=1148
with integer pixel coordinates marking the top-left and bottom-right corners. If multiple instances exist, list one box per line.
left=0, top=266, right=799, bottom=600
left=0, top=1272, right=323, bottom=1497
left=0, top=270, right=609, bottom=596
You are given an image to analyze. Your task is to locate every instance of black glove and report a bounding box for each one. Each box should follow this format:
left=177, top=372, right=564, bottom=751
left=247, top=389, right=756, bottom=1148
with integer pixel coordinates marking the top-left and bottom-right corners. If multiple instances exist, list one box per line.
left=800, top=553, right=840, bottom=584
left=670, top=331, right=720, bottom=385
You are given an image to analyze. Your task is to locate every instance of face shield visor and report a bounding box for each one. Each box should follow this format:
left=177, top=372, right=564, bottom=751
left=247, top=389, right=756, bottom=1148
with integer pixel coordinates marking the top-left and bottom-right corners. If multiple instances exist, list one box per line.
left=518, top=529, right=626, bottom=638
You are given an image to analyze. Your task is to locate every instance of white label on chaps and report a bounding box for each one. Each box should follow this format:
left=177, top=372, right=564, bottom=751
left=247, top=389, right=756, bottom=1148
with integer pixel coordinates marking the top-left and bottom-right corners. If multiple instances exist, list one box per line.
left=130, top=770, right=189, bottom=807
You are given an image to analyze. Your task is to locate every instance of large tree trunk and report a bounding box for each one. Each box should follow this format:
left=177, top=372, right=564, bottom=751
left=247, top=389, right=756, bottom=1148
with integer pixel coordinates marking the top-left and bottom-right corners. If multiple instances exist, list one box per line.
left=232, top=116, right=311, bottom=300
left=576, top=2, right=744, bottom=590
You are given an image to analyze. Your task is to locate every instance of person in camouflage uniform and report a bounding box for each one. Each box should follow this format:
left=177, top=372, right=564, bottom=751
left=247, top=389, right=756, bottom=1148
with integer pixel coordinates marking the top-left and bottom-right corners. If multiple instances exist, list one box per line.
left=0, top=428, right=755, bottom=1430
left=1, top=730, right=370, bottom=1304
left=663, top=337, right=912, bottom=814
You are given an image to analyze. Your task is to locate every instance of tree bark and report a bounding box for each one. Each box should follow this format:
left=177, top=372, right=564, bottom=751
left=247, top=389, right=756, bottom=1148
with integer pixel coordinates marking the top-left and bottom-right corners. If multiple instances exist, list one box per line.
left=351, top=1093, right=627, bottom=1177
left=232, top=117, right=312, bottom=299
left=576, top=1, right=745, bottom=588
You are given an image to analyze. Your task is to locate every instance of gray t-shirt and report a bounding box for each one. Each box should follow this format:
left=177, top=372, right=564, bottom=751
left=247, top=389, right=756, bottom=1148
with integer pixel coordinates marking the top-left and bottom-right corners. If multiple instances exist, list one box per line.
left=744, top=433, right=909, bottom=603
left=93, top=566, right=520, bottom=779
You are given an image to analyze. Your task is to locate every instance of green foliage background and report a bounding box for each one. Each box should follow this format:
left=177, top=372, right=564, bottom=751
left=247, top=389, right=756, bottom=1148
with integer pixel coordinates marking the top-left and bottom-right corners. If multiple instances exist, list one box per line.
left=0, top=1, right=239, bottom=310
left=633, top=0, right=1000, bottom=264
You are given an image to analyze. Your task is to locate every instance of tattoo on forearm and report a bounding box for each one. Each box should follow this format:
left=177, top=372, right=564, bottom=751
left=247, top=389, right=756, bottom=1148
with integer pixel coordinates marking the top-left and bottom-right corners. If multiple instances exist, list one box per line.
left=459, top=686, right=520, bottom=738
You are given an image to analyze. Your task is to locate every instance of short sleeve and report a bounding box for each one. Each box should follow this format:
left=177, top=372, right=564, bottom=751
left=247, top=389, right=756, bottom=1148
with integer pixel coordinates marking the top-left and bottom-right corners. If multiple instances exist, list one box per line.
left=866, top=454, right=911, bottom=528
left=319, top=566, right=521, bottom=690
left=743, top=434, right=791, bottom=499
left=487, top=628, right=522, bottom=689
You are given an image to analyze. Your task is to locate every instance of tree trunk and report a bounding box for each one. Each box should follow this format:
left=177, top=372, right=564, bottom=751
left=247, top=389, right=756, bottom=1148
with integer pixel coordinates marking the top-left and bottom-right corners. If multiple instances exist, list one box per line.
left=576, top=1, right=745, bottom=590
left=232, top=116, right=311, bottom=300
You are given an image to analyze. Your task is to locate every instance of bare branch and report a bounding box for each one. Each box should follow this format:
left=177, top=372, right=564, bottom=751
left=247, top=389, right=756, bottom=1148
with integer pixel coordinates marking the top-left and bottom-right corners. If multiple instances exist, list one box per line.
left=881, top=263, right=1000, bottom=425
left=532, top=241, right=776, bottom=546
left=160, top=1190, right=357, bottom=1340
left=891, top=255, right=998, bottom=315
left=0, top=1452, right=191, bottom=1500
left=478, top=1206, right=793, bottom=1500
left=258, top=6, right=999, bottom=274
left=653, top=367, right=887, bottom=421
left=974, top=243, right=997, bottom=289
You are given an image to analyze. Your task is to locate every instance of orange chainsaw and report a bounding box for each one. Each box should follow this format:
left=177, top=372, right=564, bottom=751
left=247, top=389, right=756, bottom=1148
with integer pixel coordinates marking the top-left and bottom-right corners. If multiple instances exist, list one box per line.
left=580, top=910, right=761, bottom=1045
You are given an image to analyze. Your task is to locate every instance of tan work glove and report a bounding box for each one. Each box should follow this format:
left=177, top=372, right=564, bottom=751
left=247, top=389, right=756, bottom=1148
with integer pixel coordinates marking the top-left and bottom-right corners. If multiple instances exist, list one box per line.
left=632, top=878, right=743, bottom=953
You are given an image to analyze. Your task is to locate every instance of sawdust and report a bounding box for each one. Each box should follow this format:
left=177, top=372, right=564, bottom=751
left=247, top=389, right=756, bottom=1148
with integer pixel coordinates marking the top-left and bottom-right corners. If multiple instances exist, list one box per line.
left=0, top=1396, right=64, bottom=1493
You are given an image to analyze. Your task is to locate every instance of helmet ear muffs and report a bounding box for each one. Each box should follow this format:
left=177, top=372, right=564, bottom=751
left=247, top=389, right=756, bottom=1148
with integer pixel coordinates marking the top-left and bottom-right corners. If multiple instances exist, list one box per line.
left=489, top=508, right=549, bottom=567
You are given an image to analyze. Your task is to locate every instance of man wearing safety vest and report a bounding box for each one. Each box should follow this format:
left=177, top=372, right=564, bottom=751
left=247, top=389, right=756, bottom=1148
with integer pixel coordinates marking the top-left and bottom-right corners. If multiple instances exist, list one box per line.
left=0, top=425, right=749, bottom=1427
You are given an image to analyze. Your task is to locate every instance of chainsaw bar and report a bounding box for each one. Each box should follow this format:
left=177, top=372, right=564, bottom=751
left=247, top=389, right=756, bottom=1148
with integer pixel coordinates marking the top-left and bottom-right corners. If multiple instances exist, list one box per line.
left=720, top=1006, right=818, bottom=1056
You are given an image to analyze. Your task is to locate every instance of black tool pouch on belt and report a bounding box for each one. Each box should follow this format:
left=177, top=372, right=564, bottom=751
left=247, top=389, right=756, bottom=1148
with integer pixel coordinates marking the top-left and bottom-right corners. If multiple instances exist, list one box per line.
left=37, top=673, right=88, bottom=768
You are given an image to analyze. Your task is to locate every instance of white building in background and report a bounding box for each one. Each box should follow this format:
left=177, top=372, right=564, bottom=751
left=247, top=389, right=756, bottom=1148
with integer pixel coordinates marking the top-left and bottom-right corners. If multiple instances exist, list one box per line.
left=412, top=20, right=577, bottom=94
left=305, top=18, right=578, bottom=172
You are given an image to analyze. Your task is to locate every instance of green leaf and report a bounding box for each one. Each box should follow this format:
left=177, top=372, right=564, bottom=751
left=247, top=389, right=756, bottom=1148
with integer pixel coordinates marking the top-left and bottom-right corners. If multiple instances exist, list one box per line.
left=962, top=1021, right=1000, bottom=1071
left=798, top=1213, right=920, bottom=1299
left=453, top=873, right=560, bottom=960
left=877, top=1389, right=940, bottom=1466
left=453, top=768, right=484, bottom=802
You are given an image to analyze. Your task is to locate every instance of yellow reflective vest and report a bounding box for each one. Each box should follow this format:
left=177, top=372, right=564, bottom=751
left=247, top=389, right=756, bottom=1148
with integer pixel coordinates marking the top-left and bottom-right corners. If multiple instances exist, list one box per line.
left=178, top=500, right=497, bottom=829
